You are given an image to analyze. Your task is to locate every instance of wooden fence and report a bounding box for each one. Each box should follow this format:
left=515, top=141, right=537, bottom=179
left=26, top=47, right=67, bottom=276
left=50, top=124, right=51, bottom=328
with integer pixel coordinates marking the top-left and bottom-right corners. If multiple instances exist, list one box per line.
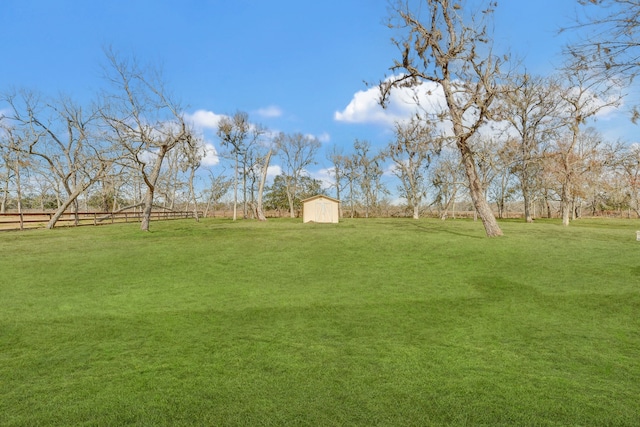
left=0, top=211, right=202, bottom=231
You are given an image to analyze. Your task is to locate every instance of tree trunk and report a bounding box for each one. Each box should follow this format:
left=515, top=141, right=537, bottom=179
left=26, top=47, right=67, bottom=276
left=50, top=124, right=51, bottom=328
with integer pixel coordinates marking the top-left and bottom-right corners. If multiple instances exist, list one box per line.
left=287, top=190, right=295, bottom=218
left=233, top=155, right=238, bottom=221
left=16, top=168, right=23, bottom=230
left=523, top=191, right=533, bottom=223
left=413, top=204, right=419, bottom=220
left=459, top=142, right=503, bottom=236
left=242, top=161, right=248, bottom=219
left=255, top=150, right=272, bottom=221
left=140, top=187, right=155, bottom=231
left=46, top=164, right=110, bottom=229
left=440, top=73, right=502, bottom=236
left=112, top=186, right=119, bottom=212
left=204, top=195, right=212, bottom=218
left=1, top=165, right=8, bottom=214
left=140, top=146, right=168, bottom=231
left=440, top=186, right=457, bottom=221
left=187, top=166, right=199, bottom=222
left=349, top=180, right=354, bottom=218
left=561, top=184, right=571, bottom=226
left=47, top=184, right=89, bottom=229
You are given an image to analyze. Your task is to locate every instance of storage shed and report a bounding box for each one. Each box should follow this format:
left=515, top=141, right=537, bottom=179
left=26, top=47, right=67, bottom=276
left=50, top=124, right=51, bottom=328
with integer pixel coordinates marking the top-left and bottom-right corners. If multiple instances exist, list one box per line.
left=302, top=195, right=340, bottom=223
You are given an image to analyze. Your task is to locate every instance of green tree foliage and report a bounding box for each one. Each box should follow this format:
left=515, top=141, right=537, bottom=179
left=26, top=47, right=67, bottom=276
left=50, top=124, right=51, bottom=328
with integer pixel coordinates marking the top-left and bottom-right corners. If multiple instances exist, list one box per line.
left=265, top=174, right=325, bottom=214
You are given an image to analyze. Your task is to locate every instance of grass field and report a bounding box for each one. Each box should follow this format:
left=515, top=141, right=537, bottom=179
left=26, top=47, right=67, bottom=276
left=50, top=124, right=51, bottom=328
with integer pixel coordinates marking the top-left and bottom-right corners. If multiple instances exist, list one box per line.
left=1, top=217, right=639, bottom=426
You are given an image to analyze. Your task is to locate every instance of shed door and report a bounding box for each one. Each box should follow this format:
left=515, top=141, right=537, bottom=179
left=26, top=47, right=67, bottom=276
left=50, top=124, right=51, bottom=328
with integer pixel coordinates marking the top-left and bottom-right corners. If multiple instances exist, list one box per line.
left=316, top=200, right=333, bottom=222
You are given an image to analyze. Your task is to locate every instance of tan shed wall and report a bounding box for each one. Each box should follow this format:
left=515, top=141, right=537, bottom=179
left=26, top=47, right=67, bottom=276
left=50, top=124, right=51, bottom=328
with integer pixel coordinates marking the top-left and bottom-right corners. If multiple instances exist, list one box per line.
left=303, top=197, right=339, bottom=223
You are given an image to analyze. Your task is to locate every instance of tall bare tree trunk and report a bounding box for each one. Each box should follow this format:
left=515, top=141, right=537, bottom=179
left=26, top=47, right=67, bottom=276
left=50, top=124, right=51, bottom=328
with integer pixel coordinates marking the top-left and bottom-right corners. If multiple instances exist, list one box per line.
left=47, top=185, right=87, bottom=229
left=16, top=168, right=23, bottom=230
left=233, top=155, right=238, bottom=221
left=287, top=190, right=295, bottom=218
left=561, top=183, right=571, bottom=227
left=1, top=165, right=8, bottom=214
left=140, top=188, right=155, bottom=231
left=255, top=150, right=272, bottom=221
left=188, top=166, right=199, bottom=222
left=440, top=188, right=455, bottom=221
left=141, top=146, right=168, bottom=232
left=47, top=165, right=109, bottom=229
left=522, top=162, right=533, bottom=223
left=456, top=133, right=503, bottom=237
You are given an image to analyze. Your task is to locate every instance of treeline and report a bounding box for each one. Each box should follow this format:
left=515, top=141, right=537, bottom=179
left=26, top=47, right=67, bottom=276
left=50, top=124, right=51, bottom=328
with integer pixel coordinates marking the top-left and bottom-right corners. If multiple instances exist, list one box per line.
left=2, top=57, right=640, bottom=227
left=0, top=51, right=326, bottom=230
left=2, top=1, right=640, bottom=234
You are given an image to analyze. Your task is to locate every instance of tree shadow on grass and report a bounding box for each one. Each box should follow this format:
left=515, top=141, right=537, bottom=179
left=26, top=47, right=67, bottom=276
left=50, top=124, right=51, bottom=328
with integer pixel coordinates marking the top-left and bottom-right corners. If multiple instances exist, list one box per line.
left=407, top=220, right=487, bottom=239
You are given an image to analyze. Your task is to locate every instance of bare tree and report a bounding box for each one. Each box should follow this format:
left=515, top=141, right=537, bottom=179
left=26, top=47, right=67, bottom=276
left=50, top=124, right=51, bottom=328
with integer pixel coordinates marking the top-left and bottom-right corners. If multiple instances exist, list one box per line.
left=101, top=50, right=194, bottom=231
left=353, top=139, right=387, bottom=218
left=565, top=1, right=639, bottom=102
left=203, top=170, right=232, bottom=218
left=619, top=143, right=640, bottom=216
left=487, top=138, right=519, bottom=219
left=327, top=145, right=344, bottom=201
left=327, top=145, right=347, bottom=217
left=555, top=62, right=622, bottom=226
left=431, top=148, right=466, bottom=220
left=575, top=132, right=622, bottom=216
left=254, top=149, right=272, bottom=221
left=342, top=154, right=360, bottom=218
left=2, top=90, right=115, bottom=228
left=384, top=115, right=442, bottom=218
left=217, top=112, right=250, bottom=221
left=501, top=73, right=563, bottom=222
left=154, top=148, right=182, bottom=210
left=179, top=134, right=206, bottom=221
left=470, top=135, right=507, bottom=220
left=274, top=132, right=321, bottom=218
left=0, top=122, right=32, bottom=223
left=242, top=125, right=269, bottom=219
left=380, top=0, right=507, bottom=236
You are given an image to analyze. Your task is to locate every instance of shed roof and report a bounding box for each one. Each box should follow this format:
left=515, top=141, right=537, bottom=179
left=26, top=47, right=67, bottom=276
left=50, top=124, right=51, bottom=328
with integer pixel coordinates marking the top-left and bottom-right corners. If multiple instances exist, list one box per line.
left=301, top=195, right=341, bottom=204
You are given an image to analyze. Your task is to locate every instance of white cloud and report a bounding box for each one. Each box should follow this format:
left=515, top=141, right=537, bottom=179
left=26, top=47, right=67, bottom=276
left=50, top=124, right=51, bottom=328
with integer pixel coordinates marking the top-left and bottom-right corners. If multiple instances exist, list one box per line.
left=313, top=167, right=336, bottom=190
left=316, top=132, right=331, bottom=143
left=267, top=165, right=282, bottom=178
left=201, top=142, right=219, bottom=167
left=334, top=78, right=446, bottom=127
left=255, top=105, right=283, bottom=118
left=185, top=109, right=227, bottom=130
left=303, top=132, right=331, bottom=144
left=334, top=87, right=398, bottom=125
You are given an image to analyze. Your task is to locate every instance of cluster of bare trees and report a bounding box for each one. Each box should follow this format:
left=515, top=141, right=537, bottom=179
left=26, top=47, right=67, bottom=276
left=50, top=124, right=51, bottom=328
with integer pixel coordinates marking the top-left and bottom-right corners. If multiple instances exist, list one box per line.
left=324, top=109, right=640, bottom=225
left=0, top=50, right=211, bottom=231
left=2, top=1, right=638, bottom=236
left=328, top=140, right=388, bottom=219
left=213, top=112, right=322, bottom=221
left=321, top=0, right=639, bottom=234
left=359, top=0, right=639, bottom=236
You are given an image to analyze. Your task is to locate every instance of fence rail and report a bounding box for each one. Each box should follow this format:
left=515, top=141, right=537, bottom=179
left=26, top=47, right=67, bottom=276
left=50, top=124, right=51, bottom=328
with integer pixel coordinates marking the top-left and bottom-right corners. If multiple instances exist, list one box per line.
left=0, top=211, right=202, bottom=231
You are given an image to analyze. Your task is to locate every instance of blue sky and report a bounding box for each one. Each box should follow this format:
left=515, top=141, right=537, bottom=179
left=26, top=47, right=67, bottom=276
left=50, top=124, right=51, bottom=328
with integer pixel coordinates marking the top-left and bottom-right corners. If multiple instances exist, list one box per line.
left=1, top=0, right=637, bottom=194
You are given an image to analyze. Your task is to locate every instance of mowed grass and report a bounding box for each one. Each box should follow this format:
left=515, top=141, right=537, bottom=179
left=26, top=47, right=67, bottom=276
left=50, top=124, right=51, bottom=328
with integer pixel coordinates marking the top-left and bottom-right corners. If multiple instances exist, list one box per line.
left=1, top=217, right=639, bottom=426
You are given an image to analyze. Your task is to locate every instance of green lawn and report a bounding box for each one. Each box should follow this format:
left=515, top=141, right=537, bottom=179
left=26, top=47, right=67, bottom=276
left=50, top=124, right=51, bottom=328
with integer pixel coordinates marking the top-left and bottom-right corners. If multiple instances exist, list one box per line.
left=1, top=218, right=639, bottom=426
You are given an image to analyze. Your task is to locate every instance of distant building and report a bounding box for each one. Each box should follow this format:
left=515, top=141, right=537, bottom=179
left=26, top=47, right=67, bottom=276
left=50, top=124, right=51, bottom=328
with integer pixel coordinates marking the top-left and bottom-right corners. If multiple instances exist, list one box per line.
left=302, top=195, right=340, bottom=223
